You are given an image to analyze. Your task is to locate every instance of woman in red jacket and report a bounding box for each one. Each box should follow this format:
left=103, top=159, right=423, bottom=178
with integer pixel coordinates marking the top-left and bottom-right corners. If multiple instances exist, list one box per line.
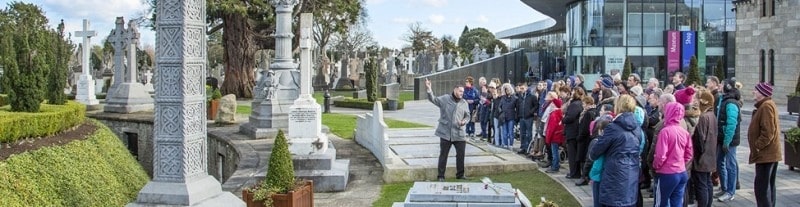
left=545, top=93, right=565, bottom=173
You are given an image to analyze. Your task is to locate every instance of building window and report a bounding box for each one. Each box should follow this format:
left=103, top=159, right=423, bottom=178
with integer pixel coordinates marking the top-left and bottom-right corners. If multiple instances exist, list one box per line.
left=760, top=49, right=766, bottom=82
left=762, top=0, right=767, bottom=17
left=769, top=49, right=775, bottom=85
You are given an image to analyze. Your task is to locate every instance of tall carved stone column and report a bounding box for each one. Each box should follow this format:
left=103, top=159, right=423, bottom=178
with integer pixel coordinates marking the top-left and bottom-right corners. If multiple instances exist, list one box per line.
left=127, top=0, right=243, bottom=206
left=240, top=0, right=300, bottom=139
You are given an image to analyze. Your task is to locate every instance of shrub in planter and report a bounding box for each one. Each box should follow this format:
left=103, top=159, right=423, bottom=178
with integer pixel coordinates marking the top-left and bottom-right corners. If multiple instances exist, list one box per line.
left=245, top=130, right=313, bottom=207
left=784, top=127, right=800, bottom=170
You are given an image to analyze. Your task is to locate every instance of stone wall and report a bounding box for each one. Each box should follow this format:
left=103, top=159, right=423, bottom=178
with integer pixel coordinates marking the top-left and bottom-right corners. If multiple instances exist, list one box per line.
left=355, top=102, right=391, bottom=165
left=414, top=49, right=527, bottom=100
left=89, top=112, right=239, bottom=183
left=735, top=0, right=800, bottom=104
left=91, top=113, right=155, bottom=177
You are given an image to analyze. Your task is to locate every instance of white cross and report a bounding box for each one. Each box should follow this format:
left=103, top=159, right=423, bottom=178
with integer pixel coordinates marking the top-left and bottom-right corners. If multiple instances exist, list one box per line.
left=74, top=19, right=96, bottom=76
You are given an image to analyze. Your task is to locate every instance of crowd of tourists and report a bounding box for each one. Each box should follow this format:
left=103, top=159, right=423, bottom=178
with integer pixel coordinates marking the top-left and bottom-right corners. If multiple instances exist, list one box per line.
left=428, top=72, right=783, bottom=207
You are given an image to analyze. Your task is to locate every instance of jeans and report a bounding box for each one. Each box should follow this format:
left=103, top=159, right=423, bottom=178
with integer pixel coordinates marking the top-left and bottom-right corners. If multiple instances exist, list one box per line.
left=717, top=145, right=738, bottom=195
left=754, top=162, right=778, bottom=207
left=551, top=143, right=560, bottom=170
left=502, top=120, right=516, bottom=147
left=655, top=172, right=688, bottom=207
left=437, top=139, right=466, bottom=179
left=592, top=181, right=601, bottom=207
left=466, top=105, right=476, bottom=135
left=519, top=118, right=534, bottom=153
left=479, top=118, right=488, bottom=138
left=493, top=118, right=502, bottom=146
left=692, top=171, right=713, bottom=207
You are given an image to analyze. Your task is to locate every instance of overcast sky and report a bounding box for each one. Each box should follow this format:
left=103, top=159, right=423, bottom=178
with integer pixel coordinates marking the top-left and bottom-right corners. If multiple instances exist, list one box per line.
left=12, top=0, right=548, bottom=49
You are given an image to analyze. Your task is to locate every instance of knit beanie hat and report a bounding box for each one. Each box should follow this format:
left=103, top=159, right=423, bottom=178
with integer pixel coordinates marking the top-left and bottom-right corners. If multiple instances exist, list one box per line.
left=674, top=87, right=696, bottom=105
left=755, top=82, right=773, bottom=97
left=601, top=77, right=614, bottom=88
left=568, top=76, right=577, bottom=88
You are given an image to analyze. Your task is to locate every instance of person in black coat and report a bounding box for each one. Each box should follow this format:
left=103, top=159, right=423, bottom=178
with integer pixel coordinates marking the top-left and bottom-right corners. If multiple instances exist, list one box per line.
left=517, top=82, right=539, bottom=154
left=563, top=87, right=586, bottom=178
left=575, top=96, right=597, bottom=186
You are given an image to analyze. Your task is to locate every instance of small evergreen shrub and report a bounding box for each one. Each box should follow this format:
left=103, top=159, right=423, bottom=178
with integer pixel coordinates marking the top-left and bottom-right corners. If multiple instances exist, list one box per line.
left=249, top=130, right=297, bottom=206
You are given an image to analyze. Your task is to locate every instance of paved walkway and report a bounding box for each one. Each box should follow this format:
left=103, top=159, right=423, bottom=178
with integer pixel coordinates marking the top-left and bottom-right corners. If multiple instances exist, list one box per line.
left=229, top=97, right=800, bottom=207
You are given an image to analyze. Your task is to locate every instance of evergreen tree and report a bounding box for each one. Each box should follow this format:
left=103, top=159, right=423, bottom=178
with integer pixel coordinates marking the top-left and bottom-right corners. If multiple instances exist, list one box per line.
left=715, top=58, right=725, bottom=80
left=46, top=20, right=72, bottom=105
left=686, top=56, right=702, bottom=86
left=0, top=3, right=51, bottom=112
left=365, top=57, right=377, bottom=102
left=622, top=56, right=632, bottom=80
left=264, top=130, right=295, bottom=193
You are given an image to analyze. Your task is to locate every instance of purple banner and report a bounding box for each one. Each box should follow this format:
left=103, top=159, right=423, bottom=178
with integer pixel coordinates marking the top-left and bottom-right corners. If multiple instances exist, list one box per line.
left=666, top=30, right=681, bottom=73
left=681, top=31, right=697, bottom=72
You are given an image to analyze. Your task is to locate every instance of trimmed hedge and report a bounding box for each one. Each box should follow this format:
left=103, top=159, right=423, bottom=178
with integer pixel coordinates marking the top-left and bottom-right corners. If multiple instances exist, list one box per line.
left=333, top=98, right=405, bottom=110
left=0, top=119, right=150, bottom=206
left=0, top=94, right=7, bottom=106
left=0, top=101, right=86, bottom=143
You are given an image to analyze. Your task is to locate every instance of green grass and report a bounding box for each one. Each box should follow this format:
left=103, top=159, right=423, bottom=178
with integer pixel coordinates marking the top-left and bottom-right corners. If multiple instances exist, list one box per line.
left=321, top=113, right=428, bottom=139
left=371, top=170, right=581, bottom=207
left=312, top=90, right=414, bottom=105
left=237, top=105, right=251, bottom=114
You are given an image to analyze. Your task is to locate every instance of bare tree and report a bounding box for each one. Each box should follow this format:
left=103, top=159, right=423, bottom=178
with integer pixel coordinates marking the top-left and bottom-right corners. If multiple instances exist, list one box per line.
left=331, top=23, right=375, bottom=56
left=402, top=22, right=439, bottom=53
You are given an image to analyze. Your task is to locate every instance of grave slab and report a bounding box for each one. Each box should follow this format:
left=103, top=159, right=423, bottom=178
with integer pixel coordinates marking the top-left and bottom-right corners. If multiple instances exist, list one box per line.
left=391, top=144, right=487, bottom=159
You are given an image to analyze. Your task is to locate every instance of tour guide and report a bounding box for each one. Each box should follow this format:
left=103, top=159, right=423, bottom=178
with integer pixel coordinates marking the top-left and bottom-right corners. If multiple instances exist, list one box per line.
left=426, top=78, right=471, bottom=182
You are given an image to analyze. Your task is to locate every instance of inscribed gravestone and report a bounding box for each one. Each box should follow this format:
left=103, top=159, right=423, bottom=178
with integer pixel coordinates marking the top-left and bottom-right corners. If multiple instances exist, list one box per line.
left=74, top=19, right=99, bottom=105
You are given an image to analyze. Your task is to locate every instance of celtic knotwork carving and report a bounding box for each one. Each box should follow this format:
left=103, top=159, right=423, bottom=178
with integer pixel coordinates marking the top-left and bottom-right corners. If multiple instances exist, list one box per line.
left=158, top=104, right=182, bottom=137
left=185, top=139, right=205, bottom=176
left=185, top=0, right=203, bottom=21
left=184, top=102, right=203, bottom=136
left=184, top=64, right=203, bottom=96
left=185, top=27, right=203, bottom=58
left=158, top=66, right=181, bottom=97
left=156, top=144, right=183, bottom=180
left=269, top=0, right=299, bottom=7
left=157, top=27, right=180, bottom=58
left=158, top=0, right=181, bottom=22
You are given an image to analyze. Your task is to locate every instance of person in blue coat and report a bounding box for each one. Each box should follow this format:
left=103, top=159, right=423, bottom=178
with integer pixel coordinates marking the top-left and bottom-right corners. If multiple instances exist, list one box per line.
left=589, top=95, right=643, bottom=207
left=462, top=76, right=481, bottom=137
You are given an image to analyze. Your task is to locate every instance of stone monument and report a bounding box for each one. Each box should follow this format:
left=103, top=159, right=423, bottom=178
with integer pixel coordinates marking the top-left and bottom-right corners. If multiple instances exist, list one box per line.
left=74, top=19, right=99, bottom=106
left=444, top=52, right=453, bottom=69
left=142, top=69, right=155, bottom=93
left=455, top=51, right=463, bottom=67
left=405, top=52, right=415, bottom=74
left=494, top=45, right=501, bottom=57
left=104, top=18, right=154, bottom=113
left=286, top=14, right=350, bottom=192
left=126, top=0, right=243, bottom=205
left=437, top=52, right=444, bottom=72
left=471, top=44, right=481, bottom=63
left=394, top=181, right=528, bottom=207
left=240, top=0, right=302, bottom=138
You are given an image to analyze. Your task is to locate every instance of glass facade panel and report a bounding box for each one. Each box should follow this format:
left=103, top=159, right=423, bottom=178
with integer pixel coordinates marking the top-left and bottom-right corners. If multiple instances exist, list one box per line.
left=511, top=0, right=735, bottom=85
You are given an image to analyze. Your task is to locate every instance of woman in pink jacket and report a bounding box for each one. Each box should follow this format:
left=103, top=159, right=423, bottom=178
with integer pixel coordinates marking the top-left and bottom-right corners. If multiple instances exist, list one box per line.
left=653, top=102, right=694, bottom=207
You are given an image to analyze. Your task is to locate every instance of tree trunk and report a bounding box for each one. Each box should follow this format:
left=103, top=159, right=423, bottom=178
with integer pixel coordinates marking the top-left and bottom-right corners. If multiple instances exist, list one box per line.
left=220, top=13, right=256, bottom=98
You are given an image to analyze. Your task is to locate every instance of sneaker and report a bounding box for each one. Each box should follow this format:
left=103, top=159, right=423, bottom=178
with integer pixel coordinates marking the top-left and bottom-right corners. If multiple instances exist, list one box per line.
left=713, top=191, right=727, bottom=198
left=717, top=193, right=734, bottom=202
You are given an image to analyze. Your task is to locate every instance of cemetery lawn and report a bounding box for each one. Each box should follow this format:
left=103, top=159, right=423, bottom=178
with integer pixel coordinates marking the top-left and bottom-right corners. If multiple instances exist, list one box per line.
left=322, top=113, right=428, bottom=139
left=371, top=170, right=581, bottom=207
left=312, top=90, right=414, bottom=105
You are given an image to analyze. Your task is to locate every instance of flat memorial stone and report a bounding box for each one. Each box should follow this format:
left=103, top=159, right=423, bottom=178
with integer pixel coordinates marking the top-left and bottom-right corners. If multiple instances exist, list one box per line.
left=406, top=182, right=518, bottom=205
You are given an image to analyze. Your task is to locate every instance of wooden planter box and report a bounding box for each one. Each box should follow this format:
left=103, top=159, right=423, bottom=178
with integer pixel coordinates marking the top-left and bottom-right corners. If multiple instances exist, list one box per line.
left=243, top=180, right=314, bottom=207
left=207, top=100, right=220, bottom=120
left=788, top=95, right=800, bottom=115
left=786, top=140, right=800, bottom=171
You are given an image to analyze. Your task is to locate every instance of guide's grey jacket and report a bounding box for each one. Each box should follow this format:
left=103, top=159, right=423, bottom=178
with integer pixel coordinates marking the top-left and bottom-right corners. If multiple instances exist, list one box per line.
left=427, top=91, right=470, bottom=142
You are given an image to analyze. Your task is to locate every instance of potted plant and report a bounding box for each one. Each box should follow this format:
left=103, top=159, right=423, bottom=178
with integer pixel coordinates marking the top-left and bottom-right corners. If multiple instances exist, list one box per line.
left=784, top=127, right=800, bottom=171
left=787, top=72, right=800, bottom=114
left=207, top=87, right=222, bottom=120
left=243, top=130, right=314, bottom=207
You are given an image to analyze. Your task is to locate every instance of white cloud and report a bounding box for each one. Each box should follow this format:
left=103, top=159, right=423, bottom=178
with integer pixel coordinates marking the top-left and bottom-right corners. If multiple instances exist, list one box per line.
left=476, top=15, right=489, bottom=23
left=411, top=0, right=447, bottom=7
left=428, top=14, right=445, bottom=25
left=391, top=17, right=414, bottom=24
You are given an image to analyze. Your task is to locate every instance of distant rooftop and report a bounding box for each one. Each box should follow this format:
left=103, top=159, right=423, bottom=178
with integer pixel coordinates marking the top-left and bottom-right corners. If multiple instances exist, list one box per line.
left=495, top=0, right=568, bottom=39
